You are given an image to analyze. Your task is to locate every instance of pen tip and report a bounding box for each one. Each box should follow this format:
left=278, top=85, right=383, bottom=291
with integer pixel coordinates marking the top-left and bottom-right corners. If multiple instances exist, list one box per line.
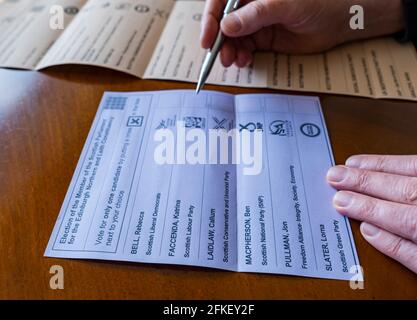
left=195, top=83, right=202, bottom=95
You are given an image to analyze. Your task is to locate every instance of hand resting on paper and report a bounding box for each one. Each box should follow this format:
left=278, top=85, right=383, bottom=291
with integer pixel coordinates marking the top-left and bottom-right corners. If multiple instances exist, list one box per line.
left=200, top=0, right=404, bottom=67
left=327, top=155, right=417, bottom=274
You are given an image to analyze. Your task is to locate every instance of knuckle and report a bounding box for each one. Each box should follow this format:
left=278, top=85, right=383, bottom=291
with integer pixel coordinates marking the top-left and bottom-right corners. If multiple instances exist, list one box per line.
left=385, top=237, right=405, bottom=258
left=355, top=171, right=371, bottom=192
left=357, top=197, right=378, bottom=220
left=410, top=157, right=417, bottom=176
left=401, top=178, right=417, bottom=204
left=253, top=0, right=268, bottom=19
left=374, top=155, right=388, bottom=172
left=403, top=209, right=417, bottom=243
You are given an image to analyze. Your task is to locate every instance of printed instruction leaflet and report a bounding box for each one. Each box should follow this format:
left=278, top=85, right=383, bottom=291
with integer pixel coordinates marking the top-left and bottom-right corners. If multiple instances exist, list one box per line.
left=1, top=0, right=417, bottom=101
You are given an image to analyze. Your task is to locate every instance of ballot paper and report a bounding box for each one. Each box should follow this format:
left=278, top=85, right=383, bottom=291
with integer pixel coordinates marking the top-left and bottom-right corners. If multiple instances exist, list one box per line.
left=45, top=90, right=362, bottom=281
left=1, top=0, right=417, bottom=101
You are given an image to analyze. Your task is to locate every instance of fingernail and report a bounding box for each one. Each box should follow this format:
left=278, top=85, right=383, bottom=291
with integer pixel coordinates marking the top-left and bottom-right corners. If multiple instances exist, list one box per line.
left=361, top=222, right=380, bottom=238
left=327, top=166, right=347, bottom=183
left=223, top=13, right=241, bottom=33
left=346, top=156, right=361, bottom=168
left=334, top=191, right=352, bottom=208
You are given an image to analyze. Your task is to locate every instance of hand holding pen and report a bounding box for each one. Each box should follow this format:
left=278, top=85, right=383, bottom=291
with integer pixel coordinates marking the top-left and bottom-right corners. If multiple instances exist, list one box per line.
left=197, top=0, right=404, bottom=92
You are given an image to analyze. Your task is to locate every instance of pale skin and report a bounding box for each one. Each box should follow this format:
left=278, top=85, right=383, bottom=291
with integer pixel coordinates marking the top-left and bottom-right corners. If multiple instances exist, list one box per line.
left=200, top=0, right=404, bottom=67
left=201, top=1, right=417, bottom=274
left=328, top=155, right=417, bottom=274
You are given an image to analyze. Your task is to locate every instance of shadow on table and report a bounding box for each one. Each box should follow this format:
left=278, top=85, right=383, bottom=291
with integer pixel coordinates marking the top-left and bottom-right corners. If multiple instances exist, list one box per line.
left=40, top=64, right=138, bottom=85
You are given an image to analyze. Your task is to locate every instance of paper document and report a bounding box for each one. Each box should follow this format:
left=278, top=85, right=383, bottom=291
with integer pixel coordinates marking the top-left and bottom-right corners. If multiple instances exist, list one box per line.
left=45, top=90, right=362, bottom=281
left=1, top=0, right=417, bottom=101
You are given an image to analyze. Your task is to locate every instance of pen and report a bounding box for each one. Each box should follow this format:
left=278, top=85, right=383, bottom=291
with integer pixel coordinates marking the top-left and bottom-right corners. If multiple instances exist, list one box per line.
left=196, top=0, right=241, bottom=94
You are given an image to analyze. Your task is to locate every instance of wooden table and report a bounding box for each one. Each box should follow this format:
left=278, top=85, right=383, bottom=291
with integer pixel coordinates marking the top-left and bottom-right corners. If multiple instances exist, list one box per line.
left=0, top=66, right=416, bottom=300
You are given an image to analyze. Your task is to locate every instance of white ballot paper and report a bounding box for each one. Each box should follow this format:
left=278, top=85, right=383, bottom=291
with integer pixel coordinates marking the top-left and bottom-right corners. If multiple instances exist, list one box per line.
left=45, top=90, right=362, bottom=281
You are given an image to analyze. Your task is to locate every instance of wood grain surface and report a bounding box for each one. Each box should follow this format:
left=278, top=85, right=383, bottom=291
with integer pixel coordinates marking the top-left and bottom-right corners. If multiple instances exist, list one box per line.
left=0, top=66, right=416, bottom=299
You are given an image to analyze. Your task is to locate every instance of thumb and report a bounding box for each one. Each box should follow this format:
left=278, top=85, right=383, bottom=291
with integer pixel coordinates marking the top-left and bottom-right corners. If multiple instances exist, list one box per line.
left=220, top=0, right=288, bottom=37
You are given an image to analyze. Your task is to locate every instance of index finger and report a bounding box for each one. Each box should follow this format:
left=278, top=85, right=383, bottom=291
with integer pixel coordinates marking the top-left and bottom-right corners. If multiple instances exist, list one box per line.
left=200, top=0, right=251, bottom=49
left=201, top=0, right=227, bottom=49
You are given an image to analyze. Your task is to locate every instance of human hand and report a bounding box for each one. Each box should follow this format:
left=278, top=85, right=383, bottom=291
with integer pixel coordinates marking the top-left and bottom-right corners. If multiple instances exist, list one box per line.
left=200, top=0, right=404, bottom=67
left=327, top=155, right=417, bottom=274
